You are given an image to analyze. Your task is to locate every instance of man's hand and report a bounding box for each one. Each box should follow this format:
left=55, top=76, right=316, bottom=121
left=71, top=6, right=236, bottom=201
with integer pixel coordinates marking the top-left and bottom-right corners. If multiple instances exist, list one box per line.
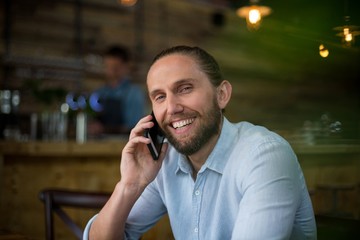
left=120, top=114, right=168, bottom=191
left=89, top=115, right=167, bottom=240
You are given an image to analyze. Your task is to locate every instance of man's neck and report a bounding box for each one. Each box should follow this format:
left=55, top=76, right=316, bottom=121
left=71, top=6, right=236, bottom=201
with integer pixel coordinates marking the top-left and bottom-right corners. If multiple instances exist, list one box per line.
left=188, top=119, right=223, bottom=177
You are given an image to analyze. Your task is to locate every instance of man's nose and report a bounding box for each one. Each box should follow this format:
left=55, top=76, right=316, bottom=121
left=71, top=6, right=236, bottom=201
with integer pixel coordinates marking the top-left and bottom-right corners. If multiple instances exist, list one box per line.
left=166, top=94, right=183, bottom=115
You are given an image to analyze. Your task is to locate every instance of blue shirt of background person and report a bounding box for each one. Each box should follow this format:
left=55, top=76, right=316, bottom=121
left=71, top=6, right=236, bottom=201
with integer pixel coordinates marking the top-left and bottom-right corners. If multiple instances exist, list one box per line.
left=89, top=45, right=145, bottom=136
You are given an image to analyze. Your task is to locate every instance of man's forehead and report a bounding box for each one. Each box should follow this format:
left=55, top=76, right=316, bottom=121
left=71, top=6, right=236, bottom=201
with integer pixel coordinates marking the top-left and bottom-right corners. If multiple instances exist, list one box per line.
left=147, top=55, right=200, bottom=81
left=154, top=53, right=198, bottom=69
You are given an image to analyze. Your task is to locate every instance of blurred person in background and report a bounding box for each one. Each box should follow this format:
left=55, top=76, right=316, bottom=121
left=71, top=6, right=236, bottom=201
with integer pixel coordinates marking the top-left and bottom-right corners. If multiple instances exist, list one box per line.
left=88, top=45, right=145, bottom=136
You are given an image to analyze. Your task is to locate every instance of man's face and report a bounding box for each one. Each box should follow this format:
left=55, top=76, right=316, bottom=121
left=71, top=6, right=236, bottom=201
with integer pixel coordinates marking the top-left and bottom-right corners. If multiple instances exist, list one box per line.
left=104, top=56, right=128, bottom=82
left=147, top=54, right=222, bottom=155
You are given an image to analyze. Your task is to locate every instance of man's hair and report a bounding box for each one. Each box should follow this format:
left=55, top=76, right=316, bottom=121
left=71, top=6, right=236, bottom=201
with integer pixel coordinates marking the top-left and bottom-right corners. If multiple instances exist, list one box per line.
left=104, top=45, right=130, bottom=63
left=151, top=46, right=223, bottom=87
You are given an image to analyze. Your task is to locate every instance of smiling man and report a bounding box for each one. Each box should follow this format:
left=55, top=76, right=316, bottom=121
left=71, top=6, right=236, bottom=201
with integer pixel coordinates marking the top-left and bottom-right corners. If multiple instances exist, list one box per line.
left=84, top=46, right=317, bottom=240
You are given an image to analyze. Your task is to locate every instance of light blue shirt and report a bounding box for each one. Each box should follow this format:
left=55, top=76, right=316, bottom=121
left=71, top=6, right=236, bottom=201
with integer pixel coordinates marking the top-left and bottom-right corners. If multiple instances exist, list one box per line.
left=84, top=118, right=316, bottom=239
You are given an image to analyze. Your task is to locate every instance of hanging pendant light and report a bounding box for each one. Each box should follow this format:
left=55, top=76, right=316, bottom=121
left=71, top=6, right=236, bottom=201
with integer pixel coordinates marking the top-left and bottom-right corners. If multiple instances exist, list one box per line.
left=333, top=16, right=360, bottom=47
left=333, top=0, right=360, bottom=47
left=236, top=0, right=272, bottom=31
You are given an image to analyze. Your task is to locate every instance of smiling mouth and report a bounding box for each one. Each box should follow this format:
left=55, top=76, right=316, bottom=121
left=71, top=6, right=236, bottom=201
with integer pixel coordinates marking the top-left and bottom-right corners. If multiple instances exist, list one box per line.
left=171, top=118, right=195, bottom=129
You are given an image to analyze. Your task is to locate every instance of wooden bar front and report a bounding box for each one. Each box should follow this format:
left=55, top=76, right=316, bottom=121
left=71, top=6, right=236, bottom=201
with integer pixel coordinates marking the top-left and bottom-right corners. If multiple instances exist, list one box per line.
left=1, top=141, right=359, bottom=239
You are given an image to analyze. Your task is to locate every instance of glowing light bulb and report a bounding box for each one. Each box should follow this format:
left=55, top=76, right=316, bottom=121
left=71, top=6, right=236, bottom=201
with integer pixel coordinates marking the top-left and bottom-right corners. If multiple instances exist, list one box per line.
left=345, top=33, right=353, bottom=42
left=319, top=44, right=329, bottom=58
left=248, top=9, right=261, bottom=24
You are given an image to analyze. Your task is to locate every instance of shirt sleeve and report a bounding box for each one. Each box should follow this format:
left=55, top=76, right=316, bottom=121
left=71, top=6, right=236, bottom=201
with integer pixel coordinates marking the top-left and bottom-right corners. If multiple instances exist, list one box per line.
left=125, top=180, right=168, bottom=239
left=83, top=181, right=166, bottom=240
left=232, top=140, right=305, bottom=240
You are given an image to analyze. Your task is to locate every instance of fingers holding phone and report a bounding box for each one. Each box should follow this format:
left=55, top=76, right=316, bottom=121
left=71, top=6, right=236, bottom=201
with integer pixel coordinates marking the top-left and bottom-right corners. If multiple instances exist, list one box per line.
left=120, top=113, right=167, bottom=189
left=144, top=112, right=165, bottom=160
left=128, top=114, right=154, bottom=141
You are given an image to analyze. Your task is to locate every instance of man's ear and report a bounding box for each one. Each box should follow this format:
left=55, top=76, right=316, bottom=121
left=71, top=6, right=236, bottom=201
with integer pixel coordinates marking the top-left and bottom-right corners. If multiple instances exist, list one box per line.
left=217, top=80, right=232, bottom=110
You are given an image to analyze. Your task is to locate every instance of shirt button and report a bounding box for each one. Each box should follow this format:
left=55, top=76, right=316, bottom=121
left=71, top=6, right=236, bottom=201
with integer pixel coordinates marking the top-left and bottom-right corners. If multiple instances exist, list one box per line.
left=195, top=190, right=200, bottom=196
left=194, top=227, right=198, bottom=233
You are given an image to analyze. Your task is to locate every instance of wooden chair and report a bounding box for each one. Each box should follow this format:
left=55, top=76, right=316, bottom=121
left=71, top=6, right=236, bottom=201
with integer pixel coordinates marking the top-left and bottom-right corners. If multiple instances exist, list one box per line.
left=39, top=188, right=111, bottom=240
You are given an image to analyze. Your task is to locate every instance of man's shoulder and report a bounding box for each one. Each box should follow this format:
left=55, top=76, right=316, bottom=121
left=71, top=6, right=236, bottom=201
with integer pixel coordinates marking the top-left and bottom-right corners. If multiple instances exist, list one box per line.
left=226, top=122, right=296, bottom=182
left=232, top=121, right=290, bottom=153
left=228, top=122, right=291, bottom=162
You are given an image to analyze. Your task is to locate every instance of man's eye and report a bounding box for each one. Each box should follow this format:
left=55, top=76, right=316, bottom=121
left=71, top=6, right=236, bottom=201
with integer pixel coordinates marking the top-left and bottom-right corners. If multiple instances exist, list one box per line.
left=155, top=95, right=165, bottom=102
left=179, top=86, right=192, bottom=93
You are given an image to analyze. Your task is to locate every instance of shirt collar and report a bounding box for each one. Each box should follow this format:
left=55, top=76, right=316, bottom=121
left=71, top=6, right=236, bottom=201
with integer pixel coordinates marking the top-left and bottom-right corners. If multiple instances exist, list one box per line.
left=175, top=117, right=238, bottom=175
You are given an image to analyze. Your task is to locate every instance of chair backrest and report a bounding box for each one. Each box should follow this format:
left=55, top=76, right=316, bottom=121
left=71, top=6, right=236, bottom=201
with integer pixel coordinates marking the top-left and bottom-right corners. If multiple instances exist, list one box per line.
left=39, top=188, right=111, bottom=240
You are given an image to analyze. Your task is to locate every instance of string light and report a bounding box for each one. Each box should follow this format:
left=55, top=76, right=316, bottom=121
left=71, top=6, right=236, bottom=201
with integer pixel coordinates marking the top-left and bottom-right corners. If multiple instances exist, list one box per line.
left=319, top=44, right=329, bottom=58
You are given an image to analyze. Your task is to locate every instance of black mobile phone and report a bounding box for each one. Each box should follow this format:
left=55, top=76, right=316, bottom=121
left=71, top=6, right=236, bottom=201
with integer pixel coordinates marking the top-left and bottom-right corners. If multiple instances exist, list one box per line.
left=144, top=112, right=165, bottom=160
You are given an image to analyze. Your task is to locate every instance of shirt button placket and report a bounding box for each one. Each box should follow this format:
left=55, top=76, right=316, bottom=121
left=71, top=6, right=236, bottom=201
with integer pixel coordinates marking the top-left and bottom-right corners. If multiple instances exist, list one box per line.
left=193, top=181, right=202, bottom=239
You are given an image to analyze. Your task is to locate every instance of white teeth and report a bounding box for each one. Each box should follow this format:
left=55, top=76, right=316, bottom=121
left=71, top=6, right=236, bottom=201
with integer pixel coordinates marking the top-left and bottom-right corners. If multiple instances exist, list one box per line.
left=172, top=118, right=195, bottom=129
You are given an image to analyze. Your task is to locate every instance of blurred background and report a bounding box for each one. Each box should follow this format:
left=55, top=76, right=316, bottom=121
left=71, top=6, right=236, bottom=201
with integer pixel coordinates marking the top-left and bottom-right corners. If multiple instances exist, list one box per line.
left=0, top=0, right=359, bottom=239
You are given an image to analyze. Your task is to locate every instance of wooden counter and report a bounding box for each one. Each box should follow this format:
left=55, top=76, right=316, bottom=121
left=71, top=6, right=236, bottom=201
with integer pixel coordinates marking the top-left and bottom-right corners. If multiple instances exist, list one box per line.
left=0, top=140, right=127, bottom=157
left=0, top=140, right=172, bottom=240
left=1, top=141, right=359, bottom=239
left=1, top=140, right=360, bottom=156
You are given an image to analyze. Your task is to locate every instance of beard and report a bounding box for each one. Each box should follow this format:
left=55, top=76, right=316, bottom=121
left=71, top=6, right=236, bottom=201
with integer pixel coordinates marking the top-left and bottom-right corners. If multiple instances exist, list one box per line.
left=161, top=98, right=222, bottom=156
